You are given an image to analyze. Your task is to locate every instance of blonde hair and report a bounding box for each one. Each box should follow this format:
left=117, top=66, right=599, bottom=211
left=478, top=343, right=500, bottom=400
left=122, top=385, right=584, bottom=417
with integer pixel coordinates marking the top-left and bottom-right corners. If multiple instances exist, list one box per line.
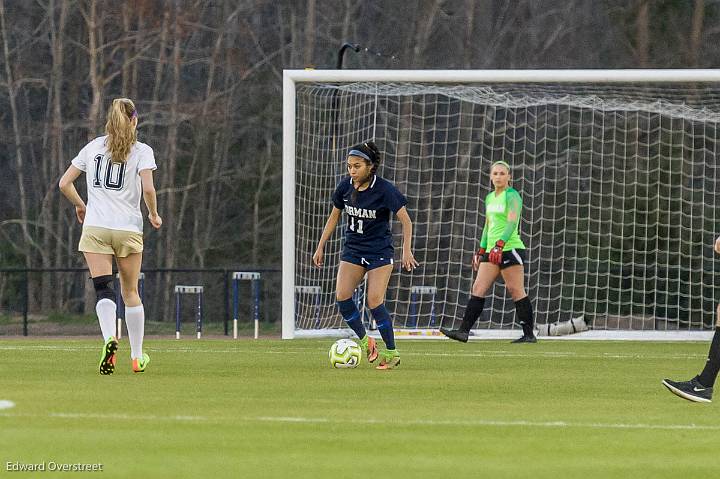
left=105, top=98, right=137, bottom=163
left=490, top=160, right=511, bottom=172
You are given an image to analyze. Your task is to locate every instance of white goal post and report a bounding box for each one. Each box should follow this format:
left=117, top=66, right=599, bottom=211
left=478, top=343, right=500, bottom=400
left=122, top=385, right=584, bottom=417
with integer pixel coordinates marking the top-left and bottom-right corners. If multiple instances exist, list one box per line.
left=283, top=69, right=720, bottom=340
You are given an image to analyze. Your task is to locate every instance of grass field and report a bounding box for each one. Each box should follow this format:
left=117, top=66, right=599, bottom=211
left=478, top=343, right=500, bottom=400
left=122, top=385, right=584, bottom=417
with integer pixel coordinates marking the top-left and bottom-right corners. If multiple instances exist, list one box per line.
left=1, top=338, right=719, bottom=478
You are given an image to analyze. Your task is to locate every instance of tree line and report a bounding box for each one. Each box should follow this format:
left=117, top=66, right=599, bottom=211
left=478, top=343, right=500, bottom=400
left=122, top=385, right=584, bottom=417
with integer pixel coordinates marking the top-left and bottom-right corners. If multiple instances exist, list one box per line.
left=1, top=0, right=718, bottom=321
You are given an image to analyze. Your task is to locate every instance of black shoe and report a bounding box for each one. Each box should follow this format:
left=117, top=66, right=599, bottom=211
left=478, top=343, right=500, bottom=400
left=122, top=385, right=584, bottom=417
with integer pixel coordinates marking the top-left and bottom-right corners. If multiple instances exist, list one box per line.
left=662, top=377, right=713, bottom=403
left=511, top=334, right=537, bottom=343
left=440, top=327, right=469, bottom=343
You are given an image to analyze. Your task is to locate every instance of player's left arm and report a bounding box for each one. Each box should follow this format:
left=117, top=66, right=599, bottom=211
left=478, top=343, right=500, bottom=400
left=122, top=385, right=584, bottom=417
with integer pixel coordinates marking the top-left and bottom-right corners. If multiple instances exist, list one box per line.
left=488, top=191, right=522, bottom=265
left=140, top=169, right=162, bottom=229
left=58, top=165, right=86, bottom=224
left=395, top=206, right=420, bottom=271
left=501, top=192, right=522, bottom=241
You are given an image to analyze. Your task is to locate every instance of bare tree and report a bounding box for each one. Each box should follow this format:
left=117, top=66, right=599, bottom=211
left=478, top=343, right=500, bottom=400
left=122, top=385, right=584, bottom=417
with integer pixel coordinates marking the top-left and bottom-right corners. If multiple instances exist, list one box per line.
left=689, top=0, right=705, bottom=67
left=0, top=0, right=34, bottom=268
left=304, top=0, right=315, bottom=67
left=635, top=0, right=650, bottom=68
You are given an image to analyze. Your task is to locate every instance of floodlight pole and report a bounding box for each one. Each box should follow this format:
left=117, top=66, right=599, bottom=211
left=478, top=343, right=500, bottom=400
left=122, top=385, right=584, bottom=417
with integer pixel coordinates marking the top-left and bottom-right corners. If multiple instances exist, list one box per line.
left=336, top=43, right=360, bottom=69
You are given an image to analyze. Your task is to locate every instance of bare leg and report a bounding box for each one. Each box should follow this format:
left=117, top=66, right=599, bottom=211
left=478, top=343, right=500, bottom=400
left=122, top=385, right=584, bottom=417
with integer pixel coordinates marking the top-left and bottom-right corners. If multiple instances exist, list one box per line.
left=116, top=253, right=142, bottom=307
left=335, top=261, right=367, bottom=301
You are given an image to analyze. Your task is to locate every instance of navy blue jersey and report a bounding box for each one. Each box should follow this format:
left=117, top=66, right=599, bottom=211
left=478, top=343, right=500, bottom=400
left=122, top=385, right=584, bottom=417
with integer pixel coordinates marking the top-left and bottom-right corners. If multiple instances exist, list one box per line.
left=332, top=175, right=408, bottom=255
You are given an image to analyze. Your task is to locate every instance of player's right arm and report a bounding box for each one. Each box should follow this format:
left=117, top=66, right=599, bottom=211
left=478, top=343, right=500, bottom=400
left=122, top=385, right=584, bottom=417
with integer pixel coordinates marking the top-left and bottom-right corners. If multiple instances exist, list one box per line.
left=313, top=207, right=342, bottom=267
left=472, top=217, right=489, bottom=271
left=714, top=235, right=720, bottom=254
left=58, top=165, right=86, bottom=224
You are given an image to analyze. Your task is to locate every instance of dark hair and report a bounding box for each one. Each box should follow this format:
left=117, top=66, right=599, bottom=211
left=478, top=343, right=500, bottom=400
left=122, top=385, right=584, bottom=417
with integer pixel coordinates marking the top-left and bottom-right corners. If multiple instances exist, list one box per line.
left=348, top=141, right=381, bottom=204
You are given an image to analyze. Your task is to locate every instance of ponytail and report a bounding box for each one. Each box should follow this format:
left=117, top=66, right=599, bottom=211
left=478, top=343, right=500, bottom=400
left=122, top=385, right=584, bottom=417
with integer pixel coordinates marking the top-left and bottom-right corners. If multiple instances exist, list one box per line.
left=105, top=98, right=137, bottom=164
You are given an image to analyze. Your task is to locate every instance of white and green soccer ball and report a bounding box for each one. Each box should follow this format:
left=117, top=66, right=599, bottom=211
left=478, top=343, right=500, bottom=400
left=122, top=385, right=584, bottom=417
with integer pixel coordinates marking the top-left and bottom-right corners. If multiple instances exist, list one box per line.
left=328, top=339, right=362, bottom=369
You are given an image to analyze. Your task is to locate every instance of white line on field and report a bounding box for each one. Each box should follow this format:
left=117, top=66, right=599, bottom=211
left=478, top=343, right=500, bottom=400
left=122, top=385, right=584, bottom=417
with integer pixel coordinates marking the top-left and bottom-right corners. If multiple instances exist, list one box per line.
left=0, top=345, right=705, bottom=360
left=254, top=416, right=720, bottom=431
left=0, top=400, right=15, bottom=410
left=53, top=412, right=207, bottom=421
left=0, top=410, right=718, bottom=431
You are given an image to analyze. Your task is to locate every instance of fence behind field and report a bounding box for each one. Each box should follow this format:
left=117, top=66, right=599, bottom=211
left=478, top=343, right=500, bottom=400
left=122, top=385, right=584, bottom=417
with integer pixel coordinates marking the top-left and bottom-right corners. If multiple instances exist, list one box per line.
left=0, top=268, right=281, bottom=337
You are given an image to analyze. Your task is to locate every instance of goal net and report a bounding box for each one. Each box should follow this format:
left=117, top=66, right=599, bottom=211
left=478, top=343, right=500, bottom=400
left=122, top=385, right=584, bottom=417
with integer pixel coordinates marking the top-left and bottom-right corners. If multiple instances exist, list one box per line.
left=283, top=70, right=720, bottom=339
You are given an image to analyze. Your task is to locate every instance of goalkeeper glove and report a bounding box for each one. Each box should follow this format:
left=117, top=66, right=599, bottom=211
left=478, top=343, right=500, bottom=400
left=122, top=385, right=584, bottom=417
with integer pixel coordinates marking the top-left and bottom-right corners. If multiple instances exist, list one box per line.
left=488, top=240, right=505, bottom=265
left=472, top=247, right=486, bottom=271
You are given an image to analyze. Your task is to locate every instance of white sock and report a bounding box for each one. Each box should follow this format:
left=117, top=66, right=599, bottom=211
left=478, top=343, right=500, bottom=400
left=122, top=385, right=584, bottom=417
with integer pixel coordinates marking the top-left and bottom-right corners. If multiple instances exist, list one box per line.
left=96, top=298, right=117, bottom=342
left=125, top=304, right=145, bottom=359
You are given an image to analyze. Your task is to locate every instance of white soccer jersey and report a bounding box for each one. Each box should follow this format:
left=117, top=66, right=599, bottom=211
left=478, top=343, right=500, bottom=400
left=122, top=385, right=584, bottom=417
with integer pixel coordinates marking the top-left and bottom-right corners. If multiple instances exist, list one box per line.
left=71, top=136, right=157, bottom=233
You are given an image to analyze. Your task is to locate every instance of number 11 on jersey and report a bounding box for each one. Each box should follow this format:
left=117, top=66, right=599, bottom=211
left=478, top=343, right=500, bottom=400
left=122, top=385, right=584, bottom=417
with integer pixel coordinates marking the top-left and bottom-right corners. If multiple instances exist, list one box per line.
left=349, top=217, right=364, bottom=234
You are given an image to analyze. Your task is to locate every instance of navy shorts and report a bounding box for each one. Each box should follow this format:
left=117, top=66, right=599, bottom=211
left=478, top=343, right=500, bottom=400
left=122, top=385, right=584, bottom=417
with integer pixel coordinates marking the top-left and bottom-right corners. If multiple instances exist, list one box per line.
left=341, top=250, right=394, bottom=271
left=480, top=248, right=526, bottom=270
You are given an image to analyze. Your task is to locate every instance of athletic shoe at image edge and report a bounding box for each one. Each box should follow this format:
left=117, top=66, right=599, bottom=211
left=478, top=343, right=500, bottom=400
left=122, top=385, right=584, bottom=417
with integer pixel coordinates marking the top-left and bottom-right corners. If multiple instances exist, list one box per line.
left=132, top=353, right=150, bottom=373
left=98, top=336, right=118, bottom=375
left=376, top=349, right=400, bottom=370
left=662, top=377, right=713, bottom=403
left=511, top=334, right=537, bottom=343
left=440, top=327, right=469, bottom=343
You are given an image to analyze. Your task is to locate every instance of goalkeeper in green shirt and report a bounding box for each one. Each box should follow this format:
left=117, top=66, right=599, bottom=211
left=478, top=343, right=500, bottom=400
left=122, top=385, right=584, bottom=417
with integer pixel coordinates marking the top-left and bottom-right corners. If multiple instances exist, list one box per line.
left=441, top=160, right=537, bottom=343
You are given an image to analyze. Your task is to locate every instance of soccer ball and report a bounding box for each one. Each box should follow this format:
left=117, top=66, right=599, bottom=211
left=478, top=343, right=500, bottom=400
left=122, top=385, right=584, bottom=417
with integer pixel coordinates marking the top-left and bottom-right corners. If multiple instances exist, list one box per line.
left=328, top=339, right=362, bottom=368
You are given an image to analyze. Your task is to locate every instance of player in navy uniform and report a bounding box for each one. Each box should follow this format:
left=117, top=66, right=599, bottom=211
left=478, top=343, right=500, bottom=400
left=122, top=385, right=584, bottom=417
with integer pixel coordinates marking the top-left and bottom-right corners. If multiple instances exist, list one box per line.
left=313, top=141, right=419, bottom=369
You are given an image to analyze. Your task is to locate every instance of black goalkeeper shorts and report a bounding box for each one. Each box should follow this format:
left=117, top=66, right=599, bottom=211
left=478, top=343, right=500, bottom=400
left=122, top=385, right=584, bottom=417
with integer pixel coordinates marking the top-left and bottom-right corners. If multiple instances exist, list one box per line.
left=480, top=248, right=526, bottom=270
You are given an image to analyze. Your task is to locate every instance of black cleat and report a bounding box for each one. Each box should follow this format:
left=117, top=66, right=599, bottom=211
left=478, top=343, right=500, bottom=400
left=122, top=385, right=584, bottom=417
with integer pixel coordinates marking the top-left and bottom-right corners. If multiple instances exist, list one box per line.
left=440, top=327, right=469, bottom=343
left=662, top=377, right=713, bottom=403
left=511, top=334, right=537, bottom=343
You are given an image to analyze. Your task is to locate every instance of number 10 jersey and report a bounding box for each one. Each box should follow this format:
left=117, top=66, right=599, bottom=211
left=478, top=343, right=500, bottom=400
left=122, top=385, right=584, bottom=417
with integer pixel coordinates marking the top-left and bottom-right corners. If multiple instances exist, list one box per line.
left=71, top=135, right=157, bottom=233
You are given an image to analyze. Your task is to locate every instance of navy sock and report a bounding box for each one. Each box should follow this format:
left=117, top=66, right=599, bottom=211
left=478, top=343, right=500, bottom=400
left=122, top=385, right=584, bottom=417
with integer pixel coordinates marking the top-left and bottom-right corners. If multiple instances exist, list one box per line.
left=371, top=304, right=395, bottom=350
left=337, top=298, right=366, bottom=339
left=698, top=327, right=720, bottom=388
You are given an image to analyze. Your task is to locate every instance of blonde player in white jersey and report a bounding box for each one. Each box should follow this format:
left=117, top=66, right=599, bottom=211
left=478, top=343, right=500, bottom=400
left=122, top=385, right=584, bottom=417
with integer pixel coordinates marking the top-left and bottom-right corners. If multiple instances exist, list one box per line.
left=59, top=98, right=161, bottom=375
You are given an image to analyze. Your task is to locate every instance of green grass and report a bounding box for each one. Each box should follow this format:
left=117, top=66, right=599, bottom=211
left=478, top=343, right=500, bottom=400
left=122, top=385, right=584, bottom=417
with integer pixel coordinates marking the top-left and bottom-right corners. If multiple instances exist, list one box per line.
left=1, top=338, right=719, bottom=478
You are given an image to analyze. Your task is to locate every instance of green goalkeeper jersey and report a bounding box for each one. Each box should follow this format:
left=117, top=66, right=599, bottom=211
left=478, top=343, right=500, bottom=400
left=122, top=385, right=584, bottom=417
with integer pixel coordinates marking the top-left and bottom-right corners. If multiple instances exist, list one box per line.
left=480, top=187, right=525, bottom=250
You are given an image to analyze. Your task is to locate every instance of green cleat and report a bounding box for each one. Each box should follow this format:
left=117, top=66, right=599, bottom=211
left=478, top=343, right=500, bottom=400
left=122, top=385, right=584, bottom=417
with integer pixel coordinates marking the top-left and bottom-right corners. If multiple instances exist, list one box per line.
left=132, top=353, right=150, bottom=373
left=360, top=335, right=379, bottom=363
left=376, top=349, right=400, bottom=370
left=99, top=336, right=118, bottom=375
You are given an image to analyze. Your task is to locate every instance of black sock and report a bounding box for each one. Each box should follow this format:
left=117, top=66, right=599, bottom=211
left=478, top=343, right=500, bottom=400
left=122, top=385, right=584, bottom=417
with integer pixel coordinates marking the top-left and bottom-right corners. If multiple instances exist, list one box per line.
left=698, top=327, right=720, bottom=388
left=460, top=296, right=485, bottom=332
left=514, top=296, right=534, bottom=336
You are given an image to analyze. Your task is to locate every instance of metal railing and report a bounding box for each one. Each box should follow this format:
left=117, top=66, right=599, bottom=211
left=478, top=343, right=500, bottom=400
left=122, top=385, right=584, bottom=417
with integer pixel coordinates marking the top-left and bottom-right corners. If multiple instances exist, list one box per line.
left=0, top=267, right=281, bottom=337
